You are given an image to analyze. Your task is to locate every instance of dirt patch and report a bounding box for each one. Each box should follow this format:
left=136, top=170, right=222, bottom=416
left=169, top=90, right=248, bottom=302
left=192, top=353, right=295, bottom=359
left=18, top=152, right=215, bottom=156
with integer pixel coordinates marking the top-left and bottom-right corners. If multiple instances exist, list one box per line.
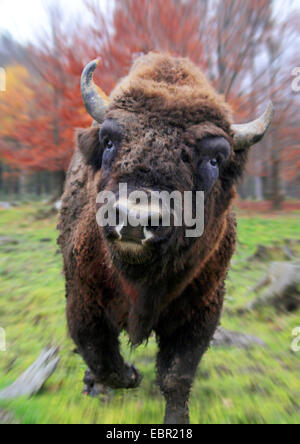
left=0, top=237, right=19, bottom=247
left=236, top=200, right=300, bottom=213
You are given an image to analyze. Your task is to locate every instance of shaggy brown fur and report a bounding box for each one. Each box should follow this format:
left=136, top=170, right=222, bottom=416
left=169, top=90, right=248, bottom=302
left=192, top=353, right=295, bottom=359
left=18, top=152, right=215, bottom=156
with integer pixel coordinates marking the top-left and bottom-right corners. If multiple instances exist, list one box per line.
left=58, top=53, right=252, bottom=424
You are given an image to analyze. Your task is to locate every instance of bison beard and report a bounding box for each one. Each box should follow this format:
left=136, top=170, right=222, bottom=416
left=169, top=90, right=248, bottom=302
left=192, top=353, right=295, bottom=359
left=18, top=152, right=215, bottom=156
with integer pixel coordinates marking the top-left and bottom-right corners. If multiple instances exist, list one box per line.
left=58, top=52, right=273, bottom=424
left=128, top=284, right=166, bottom=346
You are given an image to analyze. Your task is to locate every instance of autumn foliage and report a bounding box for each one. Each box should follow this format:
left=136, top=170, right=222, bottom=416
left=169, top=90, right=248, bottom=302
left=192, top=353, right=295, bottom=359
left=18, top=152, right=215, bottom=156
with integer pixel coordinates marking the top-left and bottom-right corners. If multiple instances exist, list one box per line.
left=0, top=41, right=91, bottom=171
left=0, top=0, right=299, bottom=205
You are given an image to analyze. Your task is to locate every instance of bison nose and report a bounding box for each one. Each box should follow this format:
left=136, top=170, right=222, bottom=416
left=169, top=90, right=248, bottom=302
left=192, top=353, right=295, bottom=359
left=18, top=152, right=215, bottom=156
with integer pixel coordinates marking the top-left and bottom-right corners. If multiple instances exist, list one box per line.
left=111, top=200, right=171, bottom=245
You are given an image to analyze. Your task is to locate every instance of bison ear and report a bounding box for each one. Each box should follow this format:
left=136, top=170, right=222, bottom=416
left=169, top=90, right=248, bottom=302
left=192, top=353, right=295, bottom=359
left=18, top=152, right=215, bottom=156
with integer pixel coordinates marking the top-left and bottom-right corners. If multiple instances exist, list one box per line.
left=76, top=126, right=102, bottom=169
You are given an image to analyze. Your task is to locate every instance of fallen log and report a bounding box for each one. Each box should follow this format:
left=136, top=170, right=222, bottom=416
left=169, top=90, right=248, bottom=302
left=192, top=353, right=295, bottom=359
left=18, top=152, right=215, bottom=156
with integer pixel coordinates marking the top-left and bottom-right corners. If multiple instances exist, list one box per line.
left=0, top=409, right=18, bottom=424
left=211, top=327, right=266, bottom=349
left=243, top=261, right=300, bottom=313
left=0, top=346, right=60, bottom=400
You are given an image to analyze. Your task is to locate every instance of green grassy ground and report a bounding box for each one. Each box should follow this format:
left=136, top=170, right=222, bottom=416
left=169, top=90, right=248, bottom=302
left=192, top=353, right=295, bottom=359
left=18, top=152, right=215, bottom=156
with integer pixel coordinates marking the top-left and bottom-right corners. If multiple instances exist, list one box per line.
left=0, top=205, right=299, bottom=424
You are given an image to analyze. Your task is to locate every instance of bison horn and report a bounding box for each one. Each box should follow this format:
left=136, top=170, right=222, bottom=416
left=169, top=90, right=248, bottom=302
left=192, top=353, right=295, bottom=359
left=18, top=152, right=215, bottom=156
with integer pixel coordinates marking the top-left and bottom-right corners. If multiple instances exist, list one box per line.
left=81, top=59, right=109, bottom=123
left=232, top=102, right=274, bottom=151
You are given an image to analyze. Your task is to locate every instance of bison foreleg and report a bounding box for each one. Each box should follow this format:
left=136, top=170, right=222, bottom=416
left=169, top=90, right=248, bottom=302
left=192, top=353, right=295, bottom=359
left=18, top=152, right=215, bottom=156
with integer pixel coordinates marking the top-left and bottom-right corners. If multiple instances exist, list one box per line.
left=156, top=331, right=204, bottom=424
left=156, top=309, right=220, bottom=424
left=67, top=295, right=141, bottom=391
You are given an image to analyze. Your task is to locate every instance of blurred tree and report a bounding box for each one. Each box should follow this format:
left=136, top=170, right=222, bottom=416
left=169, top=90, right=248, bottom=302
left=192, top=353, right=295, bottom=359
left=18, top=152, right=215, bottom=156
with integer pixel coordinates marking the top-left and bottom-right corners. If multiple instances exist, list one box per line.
left=0, top=0, right=299, bottom=204
left=204, top=0, right=272, bottom=201
left=0, top=64, right=33, bottom=194
left=263, top=9, right=300, bottom=209
left=0, top=64, right=32, bottom=136
left=0, top=5, right=92, bottom=197
left=86, top=0, right=209, bottom=93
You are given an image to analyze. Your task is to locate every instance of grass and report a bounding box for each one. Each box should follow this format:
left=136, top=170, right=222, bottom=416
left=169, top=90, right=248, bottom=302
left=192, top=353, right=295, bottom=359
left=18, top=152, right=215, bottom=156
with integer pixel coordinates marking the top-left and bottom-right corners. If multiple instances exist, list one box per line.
left=0, top=204, right=299, bottom=424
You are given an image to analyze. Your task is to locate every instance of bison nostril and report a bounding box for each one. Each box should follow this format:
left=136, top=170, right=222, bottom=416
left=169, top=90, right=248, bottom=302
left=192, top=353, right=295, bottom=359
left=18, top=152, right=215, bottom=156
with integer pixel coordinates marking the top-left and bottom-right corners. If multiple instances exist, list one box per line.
left=144, top=215, right=172, bottom=243
left=142, top=226, right=154, bottom=245
left=147, top=225, right=160, bottom=233
left=104, top=225, right=122, bottom=241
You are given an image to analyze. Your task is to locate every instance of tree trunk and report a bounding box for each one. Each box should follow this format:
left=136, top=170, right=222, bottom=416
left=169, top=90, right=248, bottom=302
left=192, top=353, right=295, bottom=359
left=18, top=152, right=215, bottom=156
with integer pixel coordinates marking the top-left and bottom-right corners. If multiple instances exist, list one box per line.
left=271, top=156, right=284, bottom=210
left=19, top=171, right=31, bottom=196
left=52, top=170, right=66, bottom=199
left=35, top=172, right=42, bottom=196
left=266, top=33, right=284, bottom=211
left=254, top=174, right=264, bottom=201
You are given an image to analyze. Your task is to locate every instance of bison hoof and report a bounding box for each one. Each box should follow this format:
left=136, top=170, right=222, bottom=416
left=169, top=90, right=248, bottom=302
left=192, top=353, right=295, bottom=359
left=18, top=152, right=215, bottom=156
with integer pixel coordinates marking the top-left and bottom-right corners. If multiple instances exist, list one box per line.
left=83, top=365, right=142, bottom=392
left=125, top=363, right=142, bottom=389
left=82, top=369, right=111, bottom=398
left=107, top=363, right=142, bottom=389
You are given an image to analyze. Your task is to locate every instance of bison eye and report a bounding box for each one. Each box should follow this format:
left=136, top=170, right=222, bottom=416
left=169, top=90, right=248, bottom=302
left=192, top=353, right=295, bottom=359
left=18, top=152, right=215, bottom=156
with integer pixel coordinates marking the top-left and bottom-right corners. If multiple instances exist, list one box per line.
left=99, top=119, right=122, bottom=170
left=210, top=158, right=219, bottom=167
left=104, top=138, right=114, bottom=150
left=102, top=136, right=117, bottom=169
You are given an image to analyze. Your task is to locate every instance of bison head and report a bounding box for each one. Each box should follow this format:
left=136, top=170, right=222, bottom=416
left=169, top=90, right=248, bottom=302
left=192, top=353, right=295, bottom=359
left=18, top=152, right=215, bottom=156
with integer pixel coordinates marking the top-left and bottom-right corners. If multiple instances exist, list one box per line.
left=78, top=53, right=273, bottom=275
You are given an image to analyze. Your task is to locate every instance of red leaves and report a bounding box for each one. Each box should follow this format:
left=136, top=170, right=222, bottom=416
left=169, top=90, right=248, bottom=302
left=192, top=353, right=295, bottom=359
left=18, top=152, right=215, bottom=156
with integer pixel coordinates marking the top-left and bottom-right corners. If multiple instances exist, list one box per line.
left=0, top=0, right=299, bottom=191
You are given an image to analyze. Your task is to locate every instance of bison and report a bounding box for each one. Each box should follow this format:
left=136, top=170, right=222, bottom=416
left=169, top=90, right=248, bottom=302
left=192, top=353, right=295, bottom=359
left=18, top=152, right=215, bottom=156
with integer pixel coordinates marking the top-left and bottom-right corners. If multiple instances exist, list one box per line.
left=58, top=53, right=273, bottom=424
